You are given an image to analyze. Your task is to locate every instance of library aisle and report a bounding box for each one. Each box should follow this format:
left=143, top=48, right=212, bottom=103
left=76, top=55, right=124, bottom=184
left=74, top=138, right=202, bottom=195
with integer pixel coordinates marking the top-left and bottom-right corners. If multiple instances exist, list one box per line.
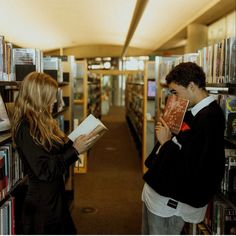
left=71, top=106, right=144, bottom=235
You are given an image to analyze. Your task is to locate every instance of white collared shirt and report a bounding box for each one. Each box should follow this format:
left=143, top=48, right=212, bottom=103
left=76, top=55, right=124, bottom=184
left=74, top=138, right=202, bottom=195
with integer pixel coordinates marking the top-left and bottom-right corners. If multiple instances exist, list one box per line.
left=142, top=95, right=217, bottom=223
left=142, top=183, right=207, bottom=223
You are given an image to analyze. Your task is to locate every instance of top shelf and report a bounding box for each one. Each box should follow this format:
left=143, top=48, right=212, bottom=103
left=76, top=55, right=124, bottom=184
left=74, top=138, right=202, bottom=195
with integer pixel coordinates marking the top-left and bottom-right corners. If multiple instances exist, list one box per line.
left=0, top=132, right=12, bottom=145
left=0, top=81, right=20, bottom=87
left=127, top=81, right=144, bottom=85
left=0, top=81, right=69, bottom=87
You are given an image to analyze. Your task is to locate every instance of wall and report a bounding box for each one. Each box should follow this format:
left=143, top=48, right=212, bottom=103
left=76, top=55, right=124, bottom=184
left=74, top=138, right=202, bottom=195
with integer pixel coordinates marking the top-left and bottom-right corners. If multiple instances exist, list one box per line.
left=44, top=44, right=154, bottom=58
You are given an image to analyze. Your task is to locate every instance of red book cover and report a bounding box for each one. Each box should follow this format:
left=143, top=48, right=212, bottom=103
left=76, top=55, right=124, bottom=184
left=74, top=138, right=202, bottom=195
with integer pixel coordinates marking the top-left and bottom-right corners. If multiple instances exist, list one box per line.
left=162, top=94, right=189, bottom=134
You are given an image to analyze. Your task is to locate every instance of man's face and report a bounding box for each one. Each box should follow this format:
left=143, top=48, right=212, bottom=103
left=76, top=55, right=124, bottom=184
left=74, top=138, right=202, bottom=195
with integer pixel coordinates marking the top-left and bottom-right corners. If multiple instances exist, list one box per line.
left=168, top=82, right=195, bottom=107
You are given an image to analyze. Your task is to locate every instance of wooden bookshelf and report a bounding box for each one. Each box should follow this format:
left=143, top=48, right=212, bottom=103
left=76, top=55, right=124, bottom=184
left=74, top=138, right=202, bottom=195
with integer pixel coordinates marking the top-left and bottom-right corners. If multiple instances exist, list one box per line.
left=58, top=56, right=76, bottom=190
left=87, top=73, right=102, bottom=119
left=73, top=59, right=88, bottom=174
left=142, top=60, right=156, bottom=173
left=125, top=68, right=146, bottom=167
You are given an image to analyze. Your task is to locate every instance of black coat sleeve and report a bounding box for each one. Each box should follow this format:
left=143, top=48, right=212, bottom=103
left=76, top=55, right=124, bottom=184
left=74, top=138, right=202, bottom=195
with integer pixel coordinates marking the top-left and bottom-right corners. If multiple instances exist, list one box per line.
left=16, top=121, right=79, bottom=182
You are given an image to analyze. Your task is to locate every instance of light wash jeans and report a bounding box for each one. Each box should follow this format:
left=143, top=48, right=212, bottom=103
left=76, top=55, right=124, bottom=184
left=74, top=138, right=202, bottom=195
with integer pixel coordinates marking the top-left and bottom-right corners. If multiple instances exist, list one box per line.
left=141, top=202, right=185, bottom=235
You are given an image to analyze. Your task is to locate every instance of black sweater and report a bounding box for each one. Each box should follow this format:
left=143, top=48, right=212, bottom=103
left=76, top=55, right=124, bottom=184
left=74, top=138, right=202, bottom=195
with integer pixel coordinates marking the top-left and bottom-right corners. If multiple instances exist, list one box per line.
left=143, top=100, right=225, bottom=208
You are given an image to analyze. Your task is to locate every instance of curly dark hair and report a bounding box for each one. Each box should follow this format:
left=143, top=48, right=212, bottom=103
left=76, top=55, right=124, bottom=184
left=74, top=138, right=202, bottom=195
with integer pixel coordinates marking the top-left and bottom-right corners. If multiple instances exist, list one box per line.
left=166, top=62, right=206, bottom=89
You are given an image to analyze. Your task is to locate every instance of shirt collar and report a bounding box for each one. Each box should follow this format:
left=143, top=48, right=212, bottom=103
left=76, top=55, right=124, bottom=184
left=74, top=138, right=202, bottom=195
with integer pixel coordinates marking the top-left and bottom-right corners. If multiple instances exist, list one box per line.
left=190, top=95, right=216, bottom=116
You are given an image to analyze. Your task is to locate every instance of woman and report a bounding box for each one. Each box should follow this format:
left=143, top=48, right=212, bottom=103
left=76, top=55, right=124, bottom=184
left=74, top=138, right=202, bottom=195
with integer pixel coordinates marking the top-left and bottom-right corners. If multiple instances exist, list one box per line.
left=12, top=72, right=93, bottom=234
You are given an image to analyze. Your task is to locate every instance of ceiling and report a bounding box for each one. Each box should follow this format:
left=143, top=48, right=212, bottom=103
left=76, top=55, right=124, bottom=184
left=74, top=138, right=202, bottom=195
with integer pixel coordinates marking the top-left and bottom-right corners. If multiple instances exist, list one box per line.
left=0, top=0, right=235, bottom=57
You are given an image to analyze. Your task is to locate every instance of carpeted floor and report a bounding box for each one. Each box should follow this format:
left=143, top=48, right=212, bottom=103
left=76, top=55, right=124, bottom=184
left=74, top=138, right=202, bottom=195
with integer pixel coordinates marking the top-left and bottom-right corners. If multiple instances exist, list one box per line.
left=71, top=106, right=144, bottom=235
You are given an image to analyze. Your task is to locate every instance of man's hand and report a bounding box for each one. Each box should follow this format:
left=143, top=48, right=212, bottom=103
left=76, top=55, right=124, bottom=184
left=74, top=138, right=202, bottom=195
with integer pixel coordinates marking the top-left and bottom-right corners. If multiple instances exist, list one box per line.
left=155, top=117, right=172, bottom=145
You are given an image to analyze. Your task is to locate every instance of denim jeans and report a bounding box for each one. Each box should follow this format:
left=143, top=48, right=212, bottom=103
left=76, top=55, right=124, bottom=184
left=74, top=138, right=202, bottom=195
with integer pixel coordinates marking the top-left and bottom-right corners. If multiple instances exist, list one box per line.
left=141, top=202, right=185, bottom=235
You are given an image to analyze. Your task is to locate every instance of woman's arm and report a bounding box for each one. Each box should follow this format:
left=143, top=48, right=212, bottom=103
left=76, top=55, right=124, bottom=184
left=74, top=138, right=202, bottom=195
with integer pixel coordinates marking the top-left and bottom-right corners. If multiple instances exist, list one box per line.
left=16, top=122, right=79, bottom=182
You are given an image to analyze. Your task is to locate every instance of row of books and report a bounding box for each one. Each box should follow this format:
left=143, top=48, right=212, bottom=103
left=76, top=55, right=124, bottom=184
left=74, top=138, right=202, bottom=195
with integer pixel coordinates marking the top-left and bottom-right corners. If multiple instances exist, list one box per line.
left=211, top=198, right=236, bottom=235
left=87, top=77, right=102, bottom=118
left=216, top=94, right=236, bottom=139
left=0, top=35, right=68, bottom=83
left=198, top=37, right=236, bottom=84
left=43, top=57, right=63, bottom=83
left=0, top=143, right=23, bottom=201
left=157, top=36, right=236, bottom=85
left=158, top=53, right=199, bottom=85
left=202, top=198, right=236, bottom=235
left=0, top=35, right=43, bottom=81
left=221, top=148, right=236, bottom=193
left=0, top=197, right=15, bottom=235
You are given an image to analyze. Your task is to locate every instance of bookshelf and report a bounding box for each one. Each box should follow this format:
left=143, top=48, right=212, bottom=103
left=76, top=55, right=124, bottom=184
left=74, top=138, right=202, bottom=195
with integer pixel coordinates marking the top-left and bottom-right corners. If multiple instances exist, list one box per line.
left=0, top=42, right=41, bottom=233
left=60, top=56, right=76, bottom=192
left=199, top=38, right=236, bottom=234
left=73, top=67, right=103, bottom=174
left=73, top=59, right=88, bottom=174
left=87, top=72, right=102, bottom=119
left=0, top=81, right=24, bottom=234
left=142, top=60, right=156, bottom=173
left=0, top=45, right=77, bottom=232
left=125, top=68, right=146, bottom=167
left=43, top=56, right=76, bottom=193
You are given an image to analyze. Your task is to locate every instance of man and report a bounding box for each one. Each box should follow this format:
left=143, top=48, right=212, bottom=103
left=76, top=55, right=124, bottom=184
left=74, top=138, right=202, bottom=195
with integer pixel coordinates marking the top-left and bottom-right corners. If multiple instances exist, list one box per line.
left=142, top=62, right=225, bottom=234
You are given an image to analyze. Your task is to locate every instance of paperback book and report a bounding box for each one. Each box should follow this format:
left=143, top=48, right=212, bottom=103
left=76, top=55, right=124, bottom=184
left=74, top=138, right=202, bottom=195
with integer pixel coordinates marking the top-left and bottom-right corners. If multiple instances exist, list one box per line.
left=0, top=94, right=10, bottom=132
left=162, top=94, right=189, bottom=134
left=68, top=114, right=108, bottom=149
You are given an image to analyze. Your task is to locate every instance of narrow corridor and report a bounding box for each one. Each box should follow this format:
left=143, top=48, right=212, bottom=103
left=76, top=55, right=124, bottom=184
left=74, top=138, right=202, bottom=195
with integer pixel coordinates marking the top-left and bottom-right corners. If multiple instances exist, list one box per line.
left=71, top=106, right=144, bottom=234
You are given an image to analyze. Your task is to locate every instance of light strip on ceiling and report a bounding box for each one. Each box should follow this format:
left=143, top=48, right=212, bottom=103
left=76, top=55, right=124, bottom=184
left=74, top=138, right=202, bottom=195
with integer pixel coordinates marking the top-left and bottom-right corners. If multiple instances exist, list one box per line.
left=121, top=0, right=149, bottom=58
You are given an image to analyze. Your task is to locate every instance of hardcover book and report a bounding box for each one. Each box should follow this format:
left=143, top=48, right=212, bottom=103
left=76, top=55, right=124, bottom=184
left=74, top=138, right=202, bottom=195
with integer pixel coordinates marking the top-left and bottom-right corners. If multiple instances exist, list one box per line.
left=0, top=93, right=10, bottom=132
left=162, top=94, right=189, bottom=134
left=229, top=36, right=236, bottom=84
left=227, top=113, right=236, bottom=138
left=68, top=114, right=108, bottom=149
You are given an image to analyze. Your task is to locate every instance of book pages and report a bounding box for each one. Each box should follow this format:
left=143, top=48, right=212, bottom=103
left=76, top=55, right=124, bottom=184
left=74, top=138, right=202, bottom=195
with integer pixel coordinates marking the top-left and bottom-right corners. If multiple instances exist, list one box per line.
left=68, top=114, right=108, bottom=142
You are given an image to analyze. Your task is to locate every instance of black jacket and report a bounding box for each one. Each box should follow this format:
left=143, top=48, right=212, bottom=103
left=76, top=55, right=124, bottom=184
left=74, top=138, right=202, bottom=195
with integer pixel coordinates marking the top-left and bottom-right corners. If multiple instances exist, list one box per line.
left=16, top=119, right=78, bottom=234
left=143, top=100, right=225, bottom=208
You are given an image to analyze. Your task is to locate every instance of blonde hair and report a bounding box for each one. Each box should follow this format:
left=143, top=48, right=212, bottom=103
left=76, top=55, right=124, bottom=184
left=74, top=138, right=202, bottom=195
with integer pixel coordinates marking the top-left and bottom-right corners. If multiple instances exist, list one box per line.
left=12, top=72, right=67, bottom=151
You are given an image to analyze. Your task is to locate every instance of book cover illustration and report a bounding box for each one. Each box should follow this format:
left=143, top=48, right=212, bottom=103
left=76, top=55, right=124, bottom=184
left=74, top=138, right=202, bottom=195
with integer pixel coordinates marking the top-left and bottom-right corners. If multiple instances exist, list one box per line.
left=229, top=36, right=236, bottom=84
left=0, top=93, right=10, bottom=132
left=13, top=48, right=36, bottom=65
left=162, top=94, right=189, bottom=134
left=68, top=114, right=108, bottom=149
left=227, top=113, right=236, bottom=138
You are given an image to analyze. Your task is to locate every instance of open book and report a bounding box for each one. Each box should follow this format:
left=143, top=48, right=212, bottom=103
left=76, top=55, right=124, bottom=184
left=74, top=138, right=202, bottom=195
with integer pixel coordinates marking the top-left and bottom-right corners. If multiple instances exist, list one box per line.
left=162, top=94, right=189, bottom=134
left=68, top=114, right=108, bottom=148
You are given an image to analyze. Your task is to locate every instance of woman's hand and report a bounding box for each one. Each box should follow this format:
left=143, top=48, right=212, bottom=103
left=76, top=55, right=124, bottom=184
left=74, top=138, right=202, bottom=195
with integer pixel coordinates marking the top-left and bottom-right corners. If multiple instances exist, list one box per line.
left=155, top=117, right=172, bottom=145
left=73, top=134, right=99, bottom=154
